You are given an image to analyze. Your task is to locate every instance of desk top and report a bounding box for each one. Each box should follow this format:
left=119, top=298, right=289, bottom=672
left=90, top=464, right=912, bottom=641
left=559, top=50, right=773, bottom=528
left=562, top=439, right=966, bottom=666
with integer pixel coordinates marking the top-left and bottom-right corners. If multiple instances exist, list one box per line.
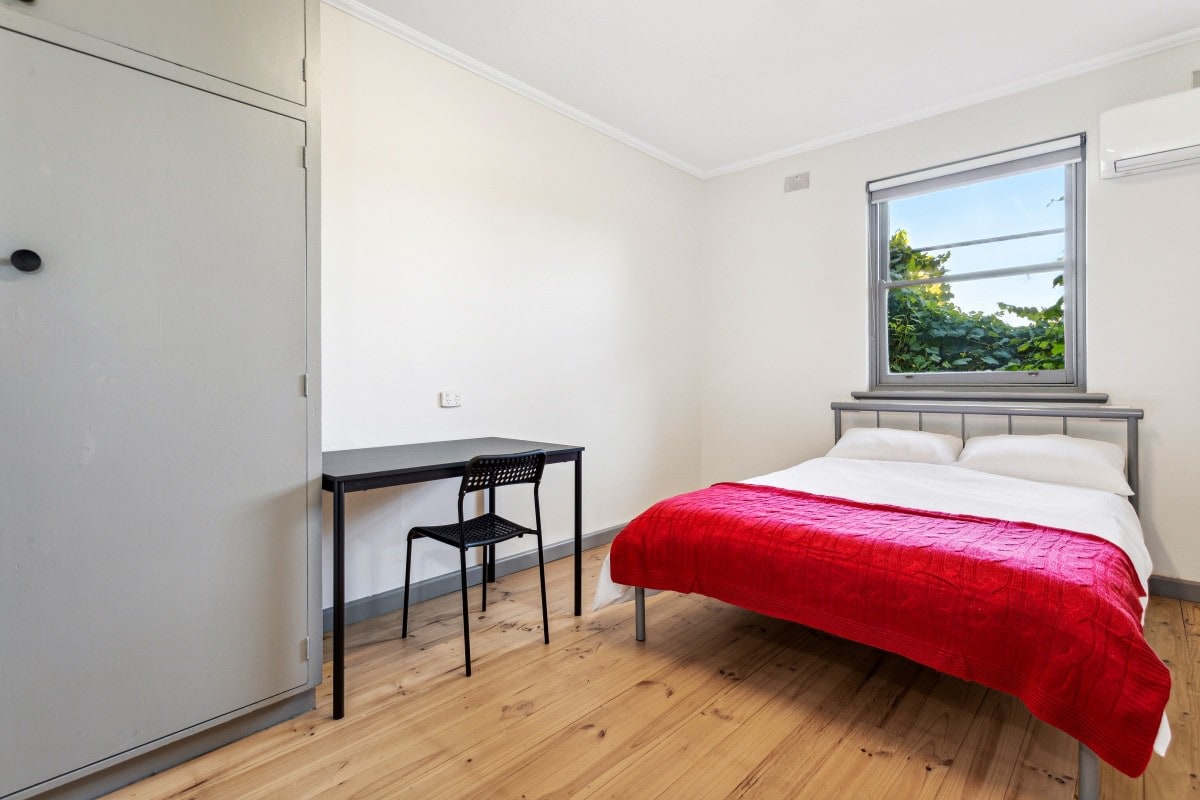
left=322, top=437, right=583, bottom=490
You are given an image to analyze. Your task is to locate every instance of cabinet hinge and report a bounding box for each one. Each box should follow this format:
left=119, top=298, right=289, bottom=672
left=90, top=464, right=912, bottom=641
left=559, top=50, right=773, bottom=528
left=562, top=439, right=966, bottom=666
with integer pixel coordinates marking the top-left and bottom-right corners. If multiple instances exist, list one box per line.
left=301, top=374, right=309, bottom=397
left=301, top=146, right=308, bottom=170
left=302, top=637, right=310, bottom=662
left=302, top=58, right=307, bottom=82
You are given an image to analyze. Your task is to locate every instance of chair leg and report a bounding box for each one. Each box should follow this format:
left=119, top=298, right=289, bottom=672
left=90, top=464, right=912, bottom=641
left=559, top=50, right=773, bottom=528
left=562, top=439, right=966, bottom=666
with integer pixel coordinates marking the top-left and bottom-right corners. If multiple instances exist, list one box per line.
left=459, top=548, right=472, bottom=677
left=481, top=547, right=488, bottom=612
left=536, top=534, right=549, bottom=644
left=402, top=534, right=415, bottom=638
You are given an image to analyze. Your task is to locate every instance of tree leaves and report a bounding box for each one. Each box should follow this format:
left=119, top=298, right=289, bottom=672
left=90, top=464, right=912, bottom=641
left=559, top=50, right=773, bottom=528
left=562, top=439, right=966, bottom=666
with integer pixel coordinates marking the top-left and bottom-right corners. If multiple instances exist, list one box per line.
left=886, top=230, right=1065, bottom=375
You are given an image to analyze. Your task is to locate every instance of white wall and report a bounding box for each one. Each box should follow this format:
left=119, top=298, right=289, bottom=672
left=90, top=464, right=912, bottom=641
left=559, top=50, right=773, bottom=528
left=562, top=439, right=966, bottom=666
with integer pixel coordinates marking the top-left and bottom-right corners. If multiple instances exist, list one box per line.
left=698, top=41, right=1200, bottom=582
left=322, top=3, right=1200, bottom=595
left=320, top=6, right=703, bottom=605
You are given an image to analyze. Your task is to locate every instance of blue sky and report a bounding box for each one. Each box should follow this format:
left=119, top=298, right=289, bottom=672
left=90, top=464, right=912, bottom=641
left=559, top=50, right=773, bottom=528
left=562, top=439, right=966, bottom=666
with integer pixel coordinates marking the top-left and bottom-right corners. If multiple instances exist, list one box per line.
left=889, top=166, right=1066, bottom=319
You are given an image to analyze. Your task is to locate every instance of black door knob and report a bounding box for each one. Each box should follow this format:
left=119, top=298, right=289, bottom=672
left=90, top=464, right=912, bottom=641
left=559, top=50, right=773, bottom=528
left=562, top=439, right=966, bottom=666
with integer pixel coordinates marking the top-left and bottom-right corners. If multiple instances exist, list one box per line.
left=9, top=249, right=42, bottom=272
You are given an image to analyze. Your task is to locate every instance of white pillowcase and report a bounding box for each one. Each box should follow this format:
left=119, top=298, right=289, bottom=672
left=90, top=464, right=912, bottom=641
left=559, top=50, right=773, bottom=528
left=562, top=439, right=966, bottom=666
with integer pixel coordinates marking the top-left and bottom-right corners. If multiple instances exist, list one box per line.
left=826, top=427, right=964, bottom=465
left=954, top=433, right=1133, bottom=495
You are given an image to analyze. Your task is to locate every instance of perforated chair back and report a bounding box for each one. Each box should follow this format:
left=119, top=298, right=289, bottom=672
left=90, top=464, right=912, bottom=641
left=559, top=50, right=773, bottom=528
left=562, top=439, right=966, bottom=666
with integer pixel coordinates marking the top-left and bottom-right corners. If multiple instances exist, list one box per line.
left=460, top=450, right=545, bottom=497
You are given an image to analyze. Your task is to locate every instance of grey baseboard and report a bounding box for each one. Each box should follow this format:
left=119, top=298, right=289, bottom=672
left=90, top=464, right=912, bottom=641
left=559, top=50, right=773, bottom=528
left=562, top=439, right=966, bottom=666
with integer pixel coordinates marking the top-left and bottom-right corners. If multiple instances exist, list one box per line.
left=323, top=525, right=624, bottom=632
left=1149, top=574, right=1200, bottom=603
left=25, top=690, right=314, bottom=800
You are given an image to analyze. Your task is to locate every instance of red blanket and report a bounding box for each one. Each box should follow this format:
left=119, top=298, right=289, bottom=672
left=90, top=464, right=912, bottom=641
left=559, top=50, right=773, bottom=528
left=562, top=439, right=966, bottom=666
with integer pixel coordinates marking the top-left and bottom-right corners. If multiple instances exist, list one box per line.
left=610, top=482, right=1170, bottom=776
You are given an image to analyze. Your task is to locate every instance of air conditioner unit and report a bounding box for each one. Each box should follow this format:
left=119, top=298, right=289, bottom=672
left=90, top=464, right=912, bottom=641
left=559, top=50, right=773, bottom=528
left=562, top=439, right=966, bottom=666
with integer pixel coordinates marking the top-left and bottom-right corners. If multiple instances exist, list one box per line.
left=1098, top=87, right=1200, bottom=178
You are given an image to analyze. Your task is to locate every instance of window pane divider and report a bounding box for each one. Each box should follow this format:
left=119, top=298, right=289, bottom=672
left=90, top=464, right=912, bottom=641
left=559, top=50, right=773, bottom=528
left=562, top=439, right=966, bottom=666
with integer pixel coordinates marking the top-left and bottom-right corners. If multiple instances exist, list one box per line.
left=884, top=260, right=1064, bottom=289
left=913, top=227, right=1064, bottom=253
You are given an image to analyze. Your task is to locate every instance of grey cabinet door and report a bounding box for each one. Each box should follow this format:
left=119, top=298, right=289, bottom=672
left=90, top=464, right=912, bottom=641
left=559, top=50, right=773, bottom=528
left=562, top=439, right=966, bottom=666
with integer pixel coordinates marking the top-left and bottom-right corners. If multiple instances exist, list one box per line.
left=0, top=27, right=309, bottom=797
left=0, top=0, right=305, bottom=103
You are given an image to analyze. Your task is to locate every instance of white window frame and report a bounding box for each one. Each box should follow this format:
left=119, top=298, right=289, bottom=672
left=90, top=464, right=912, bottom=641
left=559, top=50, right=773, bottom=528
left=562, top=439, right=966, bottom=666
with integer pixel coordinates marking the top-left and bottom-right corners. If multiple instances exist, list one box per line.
left=867, top=135, right=1086, bottom=391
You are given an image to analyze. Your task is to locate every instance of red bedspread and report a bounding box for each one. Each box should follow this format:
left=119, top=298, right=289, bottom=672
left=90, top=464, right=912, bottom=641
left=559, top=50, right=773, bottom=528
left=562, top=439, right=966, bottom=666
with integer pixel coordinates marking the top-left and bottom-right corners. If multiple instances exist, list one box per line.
left=610, top=482, right=1170, bottom=776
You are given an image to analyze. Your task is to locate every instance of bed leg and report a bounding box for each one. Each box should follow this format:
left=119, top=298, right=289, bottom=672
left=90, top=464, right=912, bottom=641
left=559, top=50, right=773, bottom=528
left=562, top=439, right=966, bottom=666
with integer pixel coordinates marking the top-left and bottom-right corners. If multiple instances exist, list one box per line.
left=1078, top=743, right=1099, bottom=800
left=634, top=587, right=645, bottom=642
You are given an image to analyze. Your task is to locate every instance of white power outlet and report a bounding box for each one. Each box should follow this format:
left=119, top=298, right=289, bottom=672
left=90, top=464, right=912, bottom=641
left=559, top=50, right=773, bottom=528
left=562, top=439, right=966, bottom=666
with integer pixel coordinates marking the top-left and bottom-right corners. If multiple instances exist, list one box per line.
left=439, top=390, right=463, bottom=408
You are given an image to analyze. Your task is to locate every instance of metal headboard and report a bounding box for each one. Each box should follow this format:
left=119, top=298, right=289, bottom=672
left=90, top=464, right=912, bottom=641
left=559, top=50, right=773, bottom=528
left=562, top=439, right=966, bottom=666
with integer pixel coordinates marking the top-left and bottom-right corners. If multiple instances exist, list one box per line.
left=831, top=400, right=1145, bottom=511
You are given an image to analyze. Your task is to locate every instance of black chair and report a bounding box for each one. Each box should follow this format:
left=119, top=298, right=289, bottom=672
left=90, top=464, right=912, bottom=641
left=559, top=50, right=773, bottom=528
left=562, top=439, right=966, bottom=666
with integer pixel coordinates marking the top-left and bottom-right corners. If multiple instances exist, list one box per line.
left=401, top=450, right=549, bottom=676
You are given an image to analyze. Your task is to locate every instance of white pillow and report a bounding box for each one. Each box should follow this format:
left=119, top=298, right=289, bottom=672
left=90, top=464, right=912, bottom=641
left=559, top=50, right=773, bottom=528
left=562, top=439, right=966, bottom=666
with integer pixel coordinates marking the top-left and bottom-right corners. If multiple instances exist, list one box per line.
left=826, top=427, right=964, bottom=465
left=954, top=433, right=1133, bottom=495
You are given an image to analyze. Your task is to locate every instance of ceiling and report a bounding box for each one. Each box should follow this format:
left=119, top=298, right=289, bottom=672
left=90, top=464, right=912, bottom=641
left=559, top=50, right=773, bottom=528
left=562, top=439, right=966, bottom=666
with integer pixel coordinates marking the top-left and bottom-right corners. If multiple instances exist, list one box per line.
left=335, top=0, right=1200, bottom=177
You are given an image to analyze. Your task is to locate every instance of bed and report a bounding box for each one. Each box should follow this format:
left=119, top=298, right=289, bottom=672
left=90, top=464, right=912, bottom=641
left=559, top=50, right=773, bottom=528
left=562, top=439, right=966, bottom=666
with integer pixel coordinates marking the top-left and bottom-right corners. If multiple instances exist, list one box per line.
left=594, top=400, right=1171, bottom=800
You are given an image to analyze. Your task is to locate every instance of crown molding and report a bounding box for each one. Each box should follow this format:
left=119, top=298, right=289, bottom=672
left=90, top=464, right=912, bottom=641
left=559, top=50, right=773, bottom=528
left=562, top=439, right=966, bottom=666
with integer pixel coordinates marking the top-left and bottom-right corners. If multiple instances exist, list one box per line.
left=703, top=25, right=1200, bottom=178
left=322, top=0, right=705, bottom=178
left=322, top=1, right=1200, bottom=181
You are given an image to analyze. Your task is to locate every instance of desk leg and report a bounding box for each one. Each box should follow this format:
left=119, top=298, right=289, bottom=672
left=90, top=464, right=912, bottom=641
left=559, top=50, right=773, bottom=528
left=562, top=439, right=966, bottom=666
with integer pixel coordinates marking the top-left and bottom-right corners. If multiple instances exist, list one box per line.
left=574, top=452, right=583, bottom=616
left=333, top=481, right=346, bottom=720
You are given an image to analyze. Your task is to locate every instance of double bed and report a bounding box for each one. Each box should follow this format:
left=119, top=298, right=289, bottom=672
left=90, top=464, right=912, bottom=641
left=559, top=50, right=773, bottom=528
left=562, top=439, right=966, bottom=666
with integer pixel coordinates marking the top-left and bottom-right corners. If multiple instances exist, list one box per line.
left=594, top=401, right=1171, bottom=800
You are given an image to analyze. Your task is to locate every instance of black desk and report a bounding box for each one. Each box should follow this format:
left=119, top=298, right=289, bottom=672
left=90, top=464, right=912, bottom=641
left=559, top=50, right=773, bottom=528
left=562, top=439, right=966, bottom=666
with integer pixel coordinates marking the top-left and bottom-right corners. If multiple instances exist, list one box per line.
left=321, top=437, right=584, bottom=719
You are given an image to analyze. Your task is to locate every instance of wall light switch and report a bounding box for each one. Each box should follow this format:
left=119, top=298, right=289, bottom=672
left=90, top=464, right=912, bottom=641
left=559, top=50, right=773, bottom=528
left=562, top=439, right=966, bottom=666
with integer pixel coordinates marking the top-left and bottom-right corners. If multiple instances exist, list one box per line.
left=439, top=390, right=463, bottom=408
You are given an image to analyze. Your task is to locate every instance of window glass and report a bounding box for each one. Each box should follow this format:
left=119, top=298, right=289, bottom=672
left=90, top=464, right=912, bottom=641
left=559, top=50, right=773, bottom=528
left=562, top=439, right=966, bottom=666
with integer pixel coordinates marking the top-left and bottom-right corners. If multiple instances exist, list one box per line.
left=868, top=139, right=1083, bottom=389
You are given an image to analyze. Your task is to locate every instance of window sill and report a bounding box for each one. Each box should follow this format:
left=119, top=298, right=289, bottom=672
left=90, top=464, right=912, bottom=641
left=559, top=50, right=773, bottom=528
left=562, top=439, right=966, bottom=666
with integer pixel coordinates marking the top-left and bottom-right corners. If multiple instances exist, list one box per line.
left=852, top=389, right=1110, bottom=404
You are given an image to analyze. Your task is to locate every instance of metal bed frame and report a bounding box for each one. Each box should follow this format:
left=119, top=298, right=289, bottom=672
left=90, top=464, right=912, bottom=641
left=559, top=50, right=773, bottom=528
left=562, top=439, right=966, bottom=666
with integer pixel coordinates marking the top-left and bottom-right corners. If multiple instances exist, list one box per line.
left=632, top=399, right=1146, bottom=800
left=831, top=400, right=1143, bottom=511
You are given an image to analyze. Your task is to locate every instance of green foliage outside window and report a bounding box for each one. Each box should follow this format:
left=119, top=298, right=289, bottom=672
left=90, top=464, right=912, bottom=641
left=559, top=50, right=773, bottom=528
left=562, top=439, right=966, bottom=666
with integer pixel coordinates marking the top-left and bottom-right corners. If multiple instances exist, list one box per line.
left=886, top=230, right=1065, bottom=375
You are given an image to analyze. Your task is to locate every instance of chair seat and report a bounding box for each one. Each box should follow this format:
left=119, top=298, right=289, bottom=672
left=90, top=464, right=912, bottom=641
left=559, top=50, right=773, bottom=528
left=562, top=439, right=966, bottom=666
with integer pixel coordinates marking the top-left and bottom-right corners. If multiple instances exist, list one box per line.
left=410, top=512, right=532, bottom=549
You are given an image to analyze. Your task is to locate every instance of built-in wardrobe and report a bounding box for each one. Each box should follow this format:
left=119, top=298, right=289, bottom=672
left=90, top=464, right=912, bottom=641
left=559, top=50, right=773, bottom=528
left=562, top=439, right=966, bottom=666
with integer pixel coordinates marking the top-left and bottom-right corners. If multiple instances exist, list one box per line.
left=0, top=3, right=321, bottom=798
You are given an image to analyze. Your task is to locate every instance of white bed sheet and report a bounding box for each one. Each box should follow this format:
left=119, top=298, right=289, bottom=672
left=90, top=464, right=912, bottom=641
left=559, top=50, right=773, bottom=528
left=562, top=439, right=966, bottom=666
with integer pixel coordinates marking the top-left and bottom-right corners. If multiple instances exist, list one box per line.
left=591, top=457, right=1169, bottom=755
left=596, top=457, right=1151, bottom=609
left=747, top=457, right=1152, bottom=589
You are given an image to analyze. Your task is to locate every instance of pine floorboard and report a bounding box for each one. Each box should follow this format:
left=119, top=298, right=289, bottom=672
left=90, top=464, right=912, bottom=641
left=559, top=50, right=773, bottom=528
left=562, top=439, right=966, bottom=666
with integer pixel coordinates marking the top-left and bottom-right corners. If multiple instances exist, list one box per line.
left=104, top=545, right=1199, bottom=800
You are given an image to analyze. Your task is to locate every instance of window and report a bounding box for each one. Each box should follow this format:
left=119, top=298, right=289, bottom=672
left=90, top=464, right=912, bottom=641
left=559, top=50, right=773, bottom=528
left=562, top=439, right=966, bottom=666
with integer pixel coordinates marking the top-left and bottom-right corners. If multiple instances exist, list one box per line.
left=867, top=136, right=1085, bottom=390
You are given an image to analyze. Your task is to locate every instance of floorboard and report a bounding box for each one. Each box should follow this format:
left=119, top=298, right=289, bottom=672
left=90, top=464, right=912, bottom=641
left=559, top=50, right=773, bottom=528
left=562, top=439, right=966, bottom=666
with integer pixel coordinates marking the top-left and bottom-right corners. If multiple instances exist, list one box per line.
left=103, top=546, right=1198, bottom=800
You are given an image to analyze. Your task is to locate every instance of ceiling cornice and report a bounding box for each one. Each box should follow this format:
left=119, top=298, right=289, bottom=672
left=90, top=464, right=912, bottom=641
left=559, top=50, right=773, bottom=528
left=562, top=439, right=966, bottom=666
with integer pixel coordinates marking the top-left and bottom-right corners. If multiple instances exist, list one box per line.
left=705, top=25, right=1200, bottom=178
left=322, top=0, right=706, bottom=178
left=322, top=0, right=1200, bottom=180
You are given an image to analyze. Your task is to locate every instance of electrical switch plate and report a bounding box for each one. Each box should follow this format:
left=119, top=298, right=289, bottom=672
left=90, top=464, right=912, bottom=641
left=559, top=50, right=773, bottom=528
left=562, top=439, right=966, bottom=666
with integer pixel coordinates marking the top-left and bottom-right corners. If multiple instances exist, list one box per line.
left=439, top=390, right=462, bottom=408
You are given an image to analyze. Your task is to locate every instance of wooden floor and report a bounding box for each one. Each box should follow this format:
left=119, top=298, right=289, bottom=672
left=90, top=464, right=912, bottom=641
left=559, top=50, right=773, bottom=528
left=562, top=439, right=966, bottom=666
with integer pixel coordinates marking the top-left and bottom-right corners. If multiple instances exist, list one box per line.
left=106, top=545, right=1198, bottom=800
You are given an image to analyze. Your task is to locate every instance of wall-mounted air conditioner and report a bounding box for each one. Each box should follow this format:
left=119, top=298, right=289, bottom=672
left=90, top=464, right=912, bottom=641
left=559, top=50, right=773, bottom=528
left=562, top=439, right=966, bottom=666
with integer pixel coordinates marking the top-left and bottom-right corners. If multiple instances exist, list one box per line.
left=1098, top=87, right=1200, bottom=178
